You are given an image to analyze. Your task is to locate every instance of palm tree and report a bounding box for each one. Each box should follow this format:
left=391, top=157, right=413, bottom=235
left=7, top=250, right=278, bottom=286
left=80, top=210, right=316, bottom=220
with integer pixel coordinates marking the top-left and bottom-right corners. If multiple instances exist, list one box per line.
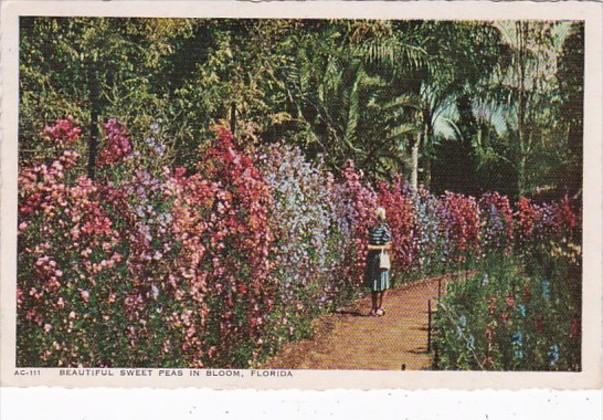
left=276, top=21, right=428, bottom=179
left=473, top=21, right=571, bottom=197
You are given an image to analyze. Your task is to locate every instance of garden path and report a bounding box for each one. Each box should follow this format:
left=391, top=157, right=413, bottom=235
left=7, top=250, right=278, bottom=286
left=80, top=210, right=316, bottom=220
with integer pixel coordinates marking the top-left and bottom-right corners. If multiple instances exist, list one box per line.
left=263, top=274, right=453, bottom=370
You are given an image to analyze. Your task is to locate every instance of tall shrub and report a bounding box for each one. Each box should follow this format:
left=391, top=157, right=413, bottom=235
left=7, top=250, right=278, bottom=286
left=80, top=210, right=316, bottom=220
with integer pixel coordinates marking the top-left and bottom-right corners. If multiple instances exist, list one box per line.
left=376, top=178, right=419, bottom=277
left=438, top=192, right=481, bottom=264
left=257, top=143, right=346, bottom=346
left=412, top=186, right=447, bottom=273
left=479, top=191, right=514, bottom=254
left=18, top=121, right=127, bottom=366
left=332, top=161, right=378, bottom=286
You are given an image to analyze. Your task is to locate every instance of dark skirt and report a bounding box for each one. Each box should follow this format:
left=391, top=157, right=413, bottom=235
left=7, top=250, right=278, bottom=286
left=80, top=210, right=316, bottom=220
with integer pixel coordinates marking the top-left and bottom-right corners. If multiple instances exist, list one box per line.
left=365, top=250, right=391, bottom=292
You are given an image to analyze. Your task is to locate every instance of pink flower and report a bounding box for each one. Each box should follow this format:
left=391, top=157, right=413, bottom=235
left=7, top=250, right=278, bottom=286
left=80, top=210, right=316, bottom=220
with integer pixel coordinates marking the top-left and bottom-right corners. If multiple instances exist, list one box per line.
left=80, top=289, right=90, bottom=303
left=41, top=116, right=82, bottom=145
left=97, top=118, right=132, bottom=167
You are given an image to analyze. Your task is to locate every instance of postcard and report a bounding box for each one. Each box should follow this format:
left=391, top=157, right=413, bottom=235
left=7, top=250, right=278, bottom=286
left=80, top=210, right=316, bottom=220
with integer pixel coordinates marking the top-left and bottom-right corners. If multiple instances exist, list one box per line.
left=1, top=0, right=601, bottom=389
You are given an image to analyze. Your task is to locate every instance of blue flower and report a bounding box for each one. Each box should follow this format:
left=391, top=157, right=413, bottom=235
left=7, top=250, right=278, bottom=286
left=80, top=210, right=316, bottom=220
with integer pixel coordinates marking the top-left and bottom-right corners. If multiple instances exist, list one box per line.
left=517, top=304, right=527, bottom=318
left=542, top=279, right=551, bottom=301
left=548, top=344, right=560, bottom=366
left=466, top=334, right=475, bottom=350
left=512, top=331, right=524, bottom=359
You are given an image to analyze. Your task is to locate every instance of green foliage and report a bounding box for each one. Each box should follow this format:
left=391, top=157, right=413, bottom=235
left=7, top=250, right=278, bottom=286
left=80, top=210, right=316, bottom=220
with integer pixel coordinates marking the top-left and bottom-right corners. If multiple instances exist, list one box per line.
left=20, top=17, right=583, bottom=198
left=433, top=246, right=581, bottom=371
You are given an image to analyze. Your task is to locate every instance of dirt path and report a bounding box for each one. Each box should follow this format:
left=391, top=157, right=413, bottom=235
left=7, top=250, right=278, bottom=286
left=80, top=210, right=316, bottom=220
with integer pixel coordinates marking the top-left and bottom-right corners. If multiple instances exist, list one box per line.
left=263, top=274, right=453, bottom=370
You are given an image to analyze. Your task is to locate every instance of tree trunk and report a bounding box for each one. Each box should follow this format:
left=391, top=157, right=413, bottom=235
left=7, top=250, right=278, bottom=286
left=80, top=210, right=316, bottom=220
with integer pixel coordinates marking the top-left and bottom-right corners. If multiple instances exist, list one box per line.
left=423, top=157, right=432, bottom=189
left=516, top=21, right=527, bottom=198
left=411, top=133, right=420, bottom=190
left=517, top=155, right=526, bottom=198
left=87, top=60, right=99, bottom=180
left=422, top=122, right=432, bottom=189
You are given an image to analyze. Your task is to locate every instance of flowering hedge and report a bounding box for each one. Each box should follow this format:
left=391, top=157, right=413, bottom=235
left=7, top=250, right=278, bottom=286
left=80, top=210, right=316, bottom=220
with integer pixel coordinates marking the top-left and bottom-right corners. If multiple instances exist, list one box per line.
left=479, top=191, right=514, bottom=254
left=377, top=178, right=419, bottom=274
left=438, top=192, right=482, bottom=263
left=17, top=117, right=581, bottom=368
left=18, top=152, right=125, bottom=366
left=433, top=195, right=581, bottom=371
left=165, top=129, right=275, bottom=366
left=413, top=186, right=448, bottom=273
left=516, top=196, right=577, bottom=251
left=257, top=144, right=346, bottom=348
left=332, top=161, right=379, bottom=286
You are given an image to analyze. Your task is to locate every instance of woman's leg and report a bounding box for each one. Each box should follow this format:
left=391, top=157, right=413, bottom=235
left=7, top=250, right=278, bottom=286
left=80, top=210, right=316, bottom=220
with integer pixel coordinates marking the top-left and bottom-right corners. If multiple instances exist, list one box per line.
left=371, top=292, right=378, bottom=314
left=378, top=291, right=386, bottom=314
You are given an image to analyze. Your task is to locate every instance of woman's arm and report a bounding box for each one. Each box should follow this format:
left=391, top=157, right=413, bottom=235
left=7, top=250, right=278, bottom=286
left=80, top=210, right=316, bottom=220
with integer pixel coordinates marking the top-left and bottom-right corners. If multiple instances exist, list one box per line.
left=367, top=243, right=392, bottom=250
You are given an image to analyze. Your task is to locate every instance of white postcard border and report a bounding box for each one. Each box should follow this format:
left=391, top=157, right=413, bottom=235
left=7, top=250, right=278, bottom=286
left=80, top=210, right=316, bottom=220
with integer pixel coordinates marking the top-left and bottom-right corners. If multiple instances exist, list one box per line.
left=1, top=0, right=601, bottom=389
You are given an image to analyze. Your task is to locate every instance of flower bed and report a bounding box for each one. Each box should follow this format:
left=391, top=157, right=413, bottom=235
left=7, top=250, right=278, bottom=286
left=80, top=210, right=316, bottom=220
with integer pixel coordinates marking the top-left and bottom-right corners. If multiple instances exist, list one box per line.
left=17, top=117, right=581, bottom=368
left=433, top=246, right=581, bottom=371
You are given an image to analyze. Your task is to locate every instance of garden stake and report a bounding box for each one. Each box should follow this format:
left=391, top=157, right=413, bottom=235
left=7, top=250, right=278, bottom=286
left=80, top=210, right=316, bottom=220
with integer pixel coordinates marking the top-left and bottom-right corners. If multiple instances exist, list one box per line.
left=427, top=299, right=432, bottom=353
left=434, top=341, right=439, bottom=368
left=230, top=101, right=237, bottom=137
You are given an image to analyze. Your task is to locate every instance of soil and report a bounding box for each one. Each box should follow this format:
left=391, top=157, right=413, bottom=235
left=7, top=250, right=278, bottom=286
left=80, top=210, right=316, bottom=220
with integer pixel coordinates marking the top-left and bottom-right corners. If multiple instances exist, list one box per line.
left=262, top=273, right=455, bottom=370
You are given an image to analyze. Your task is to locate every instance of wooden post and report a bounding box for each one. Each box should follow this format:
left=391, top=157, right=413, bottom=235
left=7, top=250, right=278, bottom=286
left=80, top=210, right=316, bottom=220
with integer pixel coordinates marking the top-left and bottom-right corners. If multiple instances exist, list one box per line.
left=230, top=101, right=236, bottom=137
left=87, top=59, right=99, bottom=180
left=432, top=300, right=439, bottom=368
left=427, top=299, right=432, bottom=353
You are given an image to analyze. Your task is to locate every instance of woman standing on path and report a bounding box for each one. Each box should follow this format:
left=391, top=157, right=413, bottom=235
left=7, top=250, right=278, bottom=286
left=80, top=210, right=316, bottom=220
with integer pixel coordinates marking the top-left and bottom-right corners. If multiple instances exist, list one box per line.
left=366, top=207, right=392, bottom=316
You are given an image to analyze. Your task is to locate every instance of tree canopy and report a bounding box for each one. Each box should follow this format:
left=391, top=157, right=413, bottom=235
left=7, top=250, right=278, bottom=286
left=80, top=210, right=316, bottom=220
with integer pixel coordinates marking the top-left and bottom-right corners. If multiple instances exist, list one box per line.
left=19, top=17, right=583, bottom=199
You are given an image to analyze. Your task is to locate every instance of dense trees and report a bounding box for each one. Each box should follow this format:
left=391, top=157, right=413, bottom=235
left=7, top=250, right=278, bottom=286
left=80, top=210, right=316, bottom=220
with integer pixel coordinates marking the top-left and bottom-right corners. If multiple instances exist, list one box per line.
left=19, top=17, right=583, bottom=199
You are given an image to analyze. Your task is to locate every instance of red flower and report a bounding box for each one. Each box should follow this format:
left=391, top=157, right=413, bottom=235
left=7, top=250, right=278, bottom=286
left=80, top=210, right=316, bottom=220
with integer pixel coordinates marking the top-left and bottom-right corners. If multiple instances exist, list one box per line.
left=41, top=116, right=82, bottom=145
left=516, top=196, right=538, bottom=244
left=505, top=294, right=515, bottom=308
left=569, top=318, right=581, bottom=339
left=97, top=118, right=132, bottom=166
left=487, top=296, right=497, bottom=315
left=377, top=177, right=419, bottom=273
